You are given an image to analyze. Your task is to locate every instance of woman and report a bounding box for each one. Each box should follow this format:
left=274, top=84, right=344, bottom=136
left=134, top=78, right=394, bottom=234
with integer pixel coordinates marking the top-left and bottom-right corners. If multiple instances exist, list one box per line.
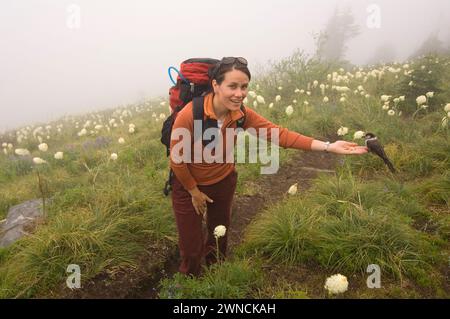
left=169, top=57, right=368, bottom=277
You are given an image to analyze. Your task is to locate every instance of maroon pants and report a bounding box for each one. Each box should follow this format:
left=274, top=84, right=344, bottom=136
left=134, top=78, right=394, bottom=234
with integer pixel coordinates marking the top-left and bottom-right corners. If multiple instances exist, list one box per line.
left=171, top=170, right=238, bottom=277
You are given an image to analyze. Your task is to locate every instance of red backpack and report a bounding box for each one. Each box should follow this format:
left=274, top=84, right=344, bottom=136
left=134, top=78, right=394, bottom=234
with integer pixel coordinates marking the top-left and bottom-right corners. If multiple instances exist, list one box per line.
left=161, top=58, right=219, bottom=156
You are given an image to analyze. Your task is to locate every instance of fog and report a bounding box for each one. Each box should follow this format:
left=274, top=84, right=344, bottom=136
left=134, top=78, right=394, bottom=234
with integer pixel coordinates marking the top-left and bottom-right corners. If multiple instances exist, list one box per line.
left=1, top=0, right=449, bottom=132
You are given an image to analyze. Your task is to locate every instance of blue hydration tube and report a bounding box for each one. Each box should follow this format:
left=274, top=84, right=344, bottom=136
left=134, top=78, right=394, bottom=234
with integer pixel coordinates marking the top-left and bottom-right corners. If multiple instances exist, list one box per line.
left=168, top=66, right=189, bottom=86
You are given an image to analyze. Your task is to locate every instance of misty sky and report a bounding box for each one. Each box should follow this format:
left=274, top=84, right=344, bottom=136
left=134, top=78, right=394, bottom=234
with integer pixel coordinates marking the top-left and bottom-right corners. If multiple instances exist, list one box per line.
left=1, top=0, right=449, bottom=133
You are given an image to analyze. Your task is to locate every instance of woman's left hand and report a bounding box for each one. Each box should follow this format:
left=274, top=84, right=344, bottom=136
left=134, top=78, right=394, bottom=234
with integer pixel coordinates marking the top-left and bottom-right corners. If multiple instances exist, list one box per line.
left=328, top=140, right=368, bottom=155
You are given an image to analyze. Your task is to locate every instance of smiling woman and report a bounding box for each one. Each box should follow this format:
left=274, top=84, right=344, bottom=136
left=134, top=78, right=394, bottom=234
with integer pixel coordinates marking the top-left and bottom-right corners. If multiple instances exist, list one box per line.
left=168, top=57, right=369, bottom=277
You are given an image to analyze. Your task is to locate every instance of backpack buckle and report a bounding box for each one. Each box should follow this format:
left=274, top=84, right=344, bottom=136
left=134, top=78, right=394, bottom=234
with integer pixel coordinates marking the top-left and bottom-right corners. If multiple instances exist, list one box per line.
left=163, top=180, right=172, bottom=196
left=163, top=169, right=174, bottom=196
left=190, top=82, right=195, bottom=93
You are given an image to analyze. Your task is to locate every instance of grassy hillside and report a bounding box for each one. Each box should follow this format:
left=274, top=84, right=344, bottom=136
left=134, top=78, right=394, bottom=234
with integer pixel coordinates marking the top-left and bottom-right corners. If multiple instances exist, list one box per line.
left=0, top=51, right=449, bottom=298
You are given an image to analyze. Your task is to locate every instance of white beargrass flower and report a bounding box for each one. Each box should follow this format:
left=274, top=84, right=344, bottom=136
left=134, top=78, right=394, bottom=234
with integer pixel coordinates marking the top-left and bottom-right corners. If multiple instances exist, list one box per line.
left=248, top=91, right=257, bottom=98
left=294, top=88, right=300, bottom=93
left=15, top=148, right=30, bottom=156
left=337, top=126, right=348, bottom=136
left=340, top=97, right=346, bottom=103
left=33, top=157, right=47, bottom=164
left=303, top=100, right=309, bottom=106
left=293, top=99, right=297, bottom=104
left=324, top=274, right=348, bottom=295
left=38, top=143, right=48, bottom=152
left=129, top=127, right=135, bottom=134
left=409, top=81, right=414, bottom=86
left=159, top=113, right=166, bottom=120
left=214, top=225, right=226, bottom=238
left=380, top=95, right=391, bottom=102
left=268, top=102, right=274, bottom=109
left=2, top=142, right=6, bottom=148
left=256, top=95, right=265, bottom=104
left=416, top=95, right=427, bottom=105
left=353, top=131, right=365, bottom=140
left=285, top=105, right=294, bottom=116
left=94, top=125, right=103, bottom=130
left=393, top=98, right=400, bottom=104
left=243, top=97, right=248, bottom=104
left=275, top=95, right=281, bottom=102
left=78, top=128, right=87, bottom=137
left=3, top=149, right=7, bottom=155
left=399, top=95, right=405, bottom=101
left=323, top=96, right=329, bottom=103
left=118, top=137, right=125, bottom=144
left=382, top=104, right=390, bottom=110
left=421, top=104, right=429, bottom=109
left=444, top=103, right=450, bottom=112
left=388, top=109, right=395, bottom=116
left=288, top=183, right=298, bottom=195
left=278, top=86, right=283, bottom=91
left=54, top=152, right=64, bottom=160
left=426, top=92, right=434, bottom=98
left=110, top=153, right=118, bottom=161
left=253, top=101, right=258, bottom=108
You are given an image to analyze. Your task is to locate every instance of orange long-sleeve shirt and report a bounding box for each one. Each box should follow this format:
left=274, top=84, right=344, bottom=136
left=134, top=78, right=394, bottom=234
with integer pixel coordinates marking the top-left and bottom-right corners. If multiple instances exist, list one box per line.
left=170, top=92, right=314, bottom=191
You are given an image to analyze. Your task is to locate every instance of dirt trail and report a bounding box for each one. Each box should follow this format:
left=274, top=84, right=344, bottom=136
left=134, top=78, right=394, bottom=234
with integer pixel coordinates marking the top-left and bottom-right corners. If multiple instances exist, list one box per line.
left=61, top=150, right=339, bottom=299
left=228, top=151, right=338, bottom=251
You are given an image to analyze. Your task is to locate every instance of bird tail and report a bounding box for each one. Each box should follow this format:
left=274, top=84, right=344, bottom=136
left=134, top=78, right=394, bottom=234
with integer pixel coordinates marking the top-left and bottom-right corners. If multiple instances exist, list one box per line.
left=383, top=158, right=396, bottom=173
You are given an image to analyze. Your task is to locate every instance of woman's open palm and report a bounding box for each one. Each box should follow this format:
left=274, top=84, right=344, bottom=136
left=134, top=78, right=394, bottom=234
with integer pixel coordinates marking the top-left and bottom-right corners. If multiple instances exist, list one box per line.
left=329, top=140, right=368, bottom=155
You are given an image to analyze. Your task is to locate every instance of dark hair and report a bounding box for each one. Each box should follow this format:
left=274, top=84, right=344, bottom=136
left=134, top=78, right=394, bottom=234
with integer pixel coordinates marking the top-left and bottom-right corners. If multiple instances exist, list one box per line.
left=207, top=58, right=251, bottom=91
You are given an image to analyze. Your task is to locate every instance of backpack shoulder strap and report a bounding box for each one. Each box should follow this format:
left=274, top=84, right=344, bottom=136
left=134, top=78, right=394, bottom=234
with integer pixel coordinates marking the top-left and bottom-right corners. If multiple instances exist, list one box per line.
left=236, top=104, right=246, bottom=128
left=192, top=96, right=204, bottom=121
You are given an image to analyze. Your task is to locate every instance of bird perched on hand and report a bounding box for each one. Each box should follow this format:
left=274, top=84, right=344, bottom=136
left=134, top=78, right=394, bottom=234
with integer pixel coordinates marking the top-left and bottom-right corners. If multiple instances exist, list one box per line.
left=364, top=132, right=396, bottom=173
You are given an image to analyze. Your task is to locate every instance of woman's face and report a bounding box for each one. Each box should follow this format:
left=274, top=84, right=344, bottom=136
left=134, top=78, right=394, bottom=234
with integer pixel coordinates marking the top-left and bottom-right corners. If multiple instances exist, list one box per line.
left=212, top=69, right=250, bottom=112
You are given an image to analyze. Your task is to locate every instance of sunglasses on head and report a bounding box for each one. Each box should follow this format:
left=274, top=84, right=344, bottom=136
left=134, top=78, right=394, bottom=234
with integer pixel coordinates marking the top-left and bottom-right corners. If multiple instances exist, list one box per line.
left=220, top=57, right=248, bottom=66
left=211, top=57, right=248, bottom=79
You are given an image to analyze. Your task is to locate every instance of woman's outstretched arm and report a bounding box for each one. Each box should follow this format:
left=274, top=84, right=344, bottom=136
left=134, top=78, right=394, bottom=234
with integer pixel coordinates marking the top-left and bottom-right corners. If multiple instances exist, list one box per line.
left=311, top=139, right=368, bottom=155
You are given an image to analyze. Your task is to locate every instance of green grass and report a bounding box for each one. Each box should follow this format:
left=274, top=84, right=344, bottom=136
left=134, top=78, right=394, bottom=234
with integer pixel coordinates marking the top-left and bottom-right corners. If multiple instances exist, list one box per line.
left=239, top=170, right=446, bottom=293
left=158, top=259, right=264, bottom=299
